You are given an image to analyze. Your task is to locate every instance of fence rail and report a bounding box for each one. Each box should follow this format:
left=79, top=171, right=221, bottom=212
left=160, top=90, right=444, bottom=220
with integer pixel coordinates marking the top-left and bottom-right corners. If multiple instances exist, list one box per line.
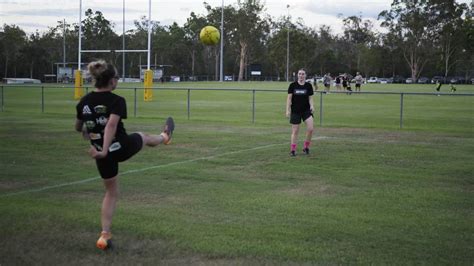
left=1, top=85, right=473, bottom=129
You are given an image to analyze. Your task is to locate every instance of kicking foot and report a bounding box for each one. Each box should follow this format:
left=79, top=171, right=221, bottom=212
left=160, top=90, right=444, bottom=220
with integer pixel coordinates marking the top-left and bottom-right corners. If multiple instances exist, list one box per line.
left=290, top=150, right=296, bottom=157
left=96, top=231, right=112, bottom=250
left=160, top=117, right=175, bottom=145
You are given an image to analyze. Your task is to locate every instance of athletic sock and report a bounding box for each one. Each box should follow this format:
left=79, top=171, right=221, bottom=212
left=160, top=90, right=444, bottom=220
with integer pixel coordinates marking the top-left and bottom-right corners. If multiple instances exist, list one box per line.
left=304, top=141, right=311, bottom=149
left=291, top=144, right=297, bottom=152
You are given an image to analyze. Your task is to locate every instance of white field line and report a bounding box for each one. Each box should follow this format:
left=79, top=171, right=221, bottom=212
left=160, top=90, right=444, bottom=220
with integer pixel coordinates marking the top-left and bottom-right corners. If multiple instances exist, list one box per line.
left=1, top=136, right=329, bottom=197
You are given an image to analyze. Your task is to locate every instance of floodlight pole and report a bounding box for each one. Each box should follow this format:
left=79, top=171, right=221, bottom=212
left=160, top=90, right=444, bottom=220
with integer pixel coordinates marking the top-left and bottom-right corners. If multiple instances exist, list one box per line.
left=78, top=0, right=82, bottom=70
left=286, top=4, right=290, bottom=82
left=147, top=0, right=151, bottom=70
left=122, top=0, right=126, bottom=79
left=219, top=0, right=224, bottom=82
left=63, top=19, right=66, bottom=69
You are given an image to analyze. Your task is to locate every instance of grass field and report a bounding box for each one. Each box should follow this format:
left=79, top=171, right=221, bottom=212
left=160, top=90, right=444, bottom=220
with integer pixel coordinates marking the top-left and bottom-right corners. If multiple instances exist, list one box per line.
left=0, top=82, right=473, bottom=264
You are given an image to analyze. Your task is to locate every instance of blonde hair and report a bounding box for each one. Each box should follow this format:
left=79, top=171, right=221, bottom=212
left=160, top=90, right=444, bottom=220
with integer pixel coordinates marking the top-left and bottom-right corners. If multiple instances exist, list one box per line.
left=87, top=60, right=118, bottom=88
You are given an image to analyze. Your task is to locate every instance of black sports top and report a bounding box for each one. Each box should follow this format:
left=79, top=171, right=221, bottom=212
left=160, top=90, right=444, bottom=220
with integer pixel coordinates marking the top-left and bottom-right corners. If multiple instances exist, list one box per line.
left=288, top=82, right=314, bottom=113
left=76, top=91, right=128, bottom=151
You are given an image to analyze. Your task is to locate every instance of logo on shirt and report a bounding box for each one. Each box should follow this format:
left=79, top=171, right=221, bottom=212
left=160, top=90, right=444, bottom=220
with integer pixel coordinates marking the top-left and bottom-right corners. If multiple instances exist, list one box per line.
left=94, top=105, right=107, bottom=114
left=85, top=120, right=96, bottom=129
left=82, top=105, right=92, bottom=115
left=88, top=133, right=102, bottom=140
left=96, top=116, right=108, bottom=126
left=295, top=89, right=307, bottom=95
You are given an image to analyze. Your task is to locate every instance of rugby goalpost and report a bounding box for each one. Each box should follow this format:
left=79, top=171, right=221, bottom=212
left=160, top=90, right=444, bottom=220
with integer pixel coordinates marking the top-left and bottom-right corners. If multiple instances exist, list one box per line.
left=75, top=0, right=153, bottom=101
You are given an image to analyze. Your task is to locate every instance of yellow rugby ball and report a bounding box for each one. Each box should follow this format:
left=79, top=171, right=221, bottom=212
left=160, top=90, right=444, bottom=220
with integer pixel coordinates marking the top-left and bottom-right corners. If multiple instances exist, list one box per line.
left=199, top=26, right=220, bottom=46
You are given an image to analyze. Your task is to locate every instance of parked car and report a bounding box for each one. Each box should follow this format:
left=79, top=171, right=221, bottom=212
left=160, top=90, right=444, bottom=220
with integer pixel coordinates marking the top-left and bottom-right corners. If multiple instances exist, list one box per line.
left=406, top=78, right=414, bottom=84
left=471, top=78, right=474, bottom=84
left=449, top=77, right=459, bottom=84
left=367, top=77, right=379, bottom=83
left=386, top=77, right=394, bottom=83
left=431, top=76, right=446, bottom=84
left=449, top=76, right=467, bottom=84
left=379, top=78, right=388, bottom=84
left=418, top=77, right=430, bottom=84
left=391, top=75, right=405, bottom=83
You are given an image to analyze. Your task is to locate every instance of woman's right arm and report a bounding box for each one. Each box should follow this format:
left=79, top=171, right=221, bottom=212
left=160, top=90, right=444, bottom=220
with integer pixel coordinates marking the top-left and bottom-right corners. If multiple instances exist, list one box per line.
left=89, top=114, right=120, bottom=159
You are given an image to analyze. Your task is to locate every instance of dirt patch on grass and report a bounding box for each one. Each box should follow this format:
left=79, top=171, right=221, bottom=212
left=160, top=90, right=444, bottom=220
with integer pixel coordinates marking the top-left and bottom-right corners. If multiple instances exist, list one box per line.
left=0, top=228, right=285, bottom=265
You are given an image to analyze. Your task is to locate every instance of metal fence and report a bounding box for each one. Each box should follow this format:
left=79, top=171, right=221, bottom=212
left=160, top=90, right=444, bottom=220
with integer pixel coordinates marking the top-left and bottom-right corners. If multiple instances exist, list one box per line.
left=1, top=85, right=473, bottom=129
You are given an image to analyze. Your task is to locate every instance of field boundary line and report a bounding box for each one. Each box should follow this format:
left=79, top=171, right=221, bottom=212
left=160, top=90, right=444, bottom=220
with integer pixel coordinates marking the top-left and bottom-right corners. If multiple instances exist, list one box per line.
left=1, top=136, right=329, bottom=197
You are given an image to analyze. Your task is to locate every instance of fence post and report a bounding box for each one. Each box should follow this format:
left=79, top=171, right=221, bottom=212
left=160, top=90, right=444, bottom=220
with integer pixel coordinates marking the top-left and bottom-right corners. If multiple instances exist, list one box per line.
left=319, top=91, right=323, bottom=126
left=252, top=89, right=255, bottom=123
left=41, top=86, right=44, bottom=113
left=187, top=89, right=190, bottom=120
left=400, top=93, right=404, bottom=129
left=1, top=86, right=3, bottom=112
left=85, top=87, right=88, bottom=94
left=134, top=88, right=137, bottom=117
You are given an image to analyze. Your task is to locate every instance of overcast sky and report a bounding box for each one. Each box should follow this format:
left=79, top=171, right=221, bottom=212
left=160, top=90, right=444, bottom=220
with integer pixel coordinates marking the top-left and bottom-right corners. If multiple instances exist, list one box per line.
left=0, top=0, right=471, bottom=35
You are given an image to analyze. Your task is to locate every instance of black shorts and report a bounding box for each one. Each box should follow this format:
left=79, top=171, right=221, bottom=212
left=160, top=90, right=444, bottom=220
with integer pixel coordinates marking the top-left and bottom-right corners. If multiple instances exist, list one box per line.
left=290, top=110, right=313, bottom=125
left=356, top=84, right=361, bottom=88
left=96, top=133, right=143, bottom=179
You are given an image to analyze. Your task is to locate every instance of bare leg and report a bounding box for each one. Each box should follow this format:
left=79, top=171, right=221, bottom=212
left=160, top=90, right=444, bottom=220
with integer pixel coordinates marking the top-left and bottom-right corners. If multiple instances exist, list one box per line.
left=304, top=116, right=314, bottom=142
left=137, top=132, right=167, bottom=147
left=291, top=124, right=300, bottom=145
left=101, top=176, right=118, bottom=233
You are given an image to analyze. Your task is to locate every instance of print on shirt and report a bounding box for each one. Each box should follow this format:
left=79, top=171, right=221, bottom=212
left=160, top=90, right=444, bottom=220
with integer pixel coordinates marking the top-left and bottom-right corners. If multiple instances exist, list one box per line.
left=94, top=105, right=107, bottom=114
left=294, top=89, right=307, bottom=95
left=82, top=105, right=92, bottom=115
left=85, top=120, right=96, bottom=129
left=96, top=116, right=108, bottom=126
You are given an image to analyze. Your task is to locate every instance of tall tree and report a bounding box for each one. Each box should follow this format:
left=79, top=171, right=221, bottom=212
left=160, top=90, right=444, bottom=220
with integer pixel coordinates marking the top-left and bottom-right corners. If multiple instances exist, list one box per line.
left=379, top=0, right=434, bottom=81
left=1, top=24, right=27, bottom=78
left=342, top=15, right=375, bottom=72
left=81, top=9, right=119, bottom=63
left=428, top=0, right=469, bottom=79
left=183, top=12, right=208, bottom=78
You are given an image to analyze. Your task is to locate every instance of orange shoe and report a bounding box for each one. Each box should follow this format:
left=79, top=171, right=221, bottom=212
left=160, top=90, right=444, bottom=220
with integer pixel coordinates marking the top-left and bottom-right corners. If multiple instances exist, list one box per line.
left=96, top=231, right=112, bottom=250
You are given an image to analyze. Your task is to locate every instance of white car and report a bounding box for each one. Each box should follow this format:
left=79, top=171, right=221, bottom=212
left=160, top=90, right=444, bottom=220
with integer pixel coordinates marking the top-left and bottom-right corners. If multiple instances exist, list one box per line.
left=367, top=77, right=379, bottom=83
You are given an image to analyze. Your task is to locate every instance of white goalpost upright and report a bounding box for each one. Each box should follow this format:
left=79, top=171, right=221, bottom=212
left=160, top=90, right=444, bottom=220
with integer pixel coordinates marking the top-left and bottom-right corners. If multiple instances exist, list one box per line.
left=75, top=0, right=153, bottom=101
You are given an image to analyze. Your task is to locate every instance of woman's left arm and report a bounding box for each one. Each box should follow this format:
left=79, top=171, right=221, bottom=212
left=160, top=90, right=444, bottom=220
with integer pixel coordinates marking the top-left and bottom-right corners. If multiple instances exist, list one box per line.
left=75, top=119, right=83, bottom=132
left=309, top=95, right=314, bottom=113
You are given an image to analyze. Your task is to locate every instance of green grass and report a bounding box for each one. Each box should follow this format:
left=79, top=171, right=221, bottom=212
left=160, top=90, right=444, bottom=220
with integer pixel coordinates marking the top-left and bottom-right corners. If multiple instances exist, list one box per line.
left=0, top=82, right=473, bottom=264
left=1, top=82, right=473, bottom=133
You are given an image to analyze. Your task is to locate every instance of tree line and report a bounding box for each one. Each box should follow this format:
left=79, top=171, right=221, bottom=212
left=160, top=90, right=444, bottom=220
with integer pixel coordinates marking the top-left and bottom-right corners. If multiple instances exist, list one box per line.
left=0, top=0, right=472, bottom=82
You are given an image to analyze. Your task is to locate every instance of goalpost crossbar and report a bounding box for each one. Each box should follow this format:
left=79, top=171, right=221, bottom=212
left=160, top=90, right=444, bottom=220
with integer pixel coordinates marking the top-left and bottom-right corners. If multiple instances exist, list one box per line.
left=81, top=50, right=148, bottom=53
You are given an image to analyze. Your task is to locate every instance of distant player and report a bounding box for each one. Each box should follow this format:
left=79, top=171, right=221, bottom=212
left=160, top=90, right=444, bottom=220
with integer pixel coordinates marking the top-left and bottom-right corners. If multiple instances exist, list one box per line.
left=342, top=74, right=348, bottom=91
left=435, top=81, right=442, bottom=96
left=346, top=77, right=353, bottom=95
left=323, top=73, right=332, bottom=93
left=286, top=68, right=315, bottom=156
left=354, top=72, right=363, bottom=92
left=450, top=83, right=456, bottom=93
left=335, top=75, right=342, bottom=91
left=75, top=60, right=175, bottom=250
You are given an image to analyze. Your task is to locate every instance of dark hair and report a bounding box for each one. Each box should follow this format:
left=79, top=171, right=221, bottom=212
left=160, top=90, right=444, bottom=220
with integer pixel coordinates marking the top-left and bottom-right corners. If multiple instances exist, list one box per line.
left=87, top=60, right=118, bottom=88
left=297, top=68, right=307, bottom=75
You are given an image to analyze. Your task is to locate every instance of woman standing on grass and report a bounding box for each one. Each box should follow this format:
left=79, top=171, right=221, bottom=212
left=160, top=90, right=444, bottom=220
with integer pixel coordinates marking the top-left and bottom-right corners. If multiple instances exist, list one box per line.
left=75, top=60, right=174, bottom=250
left=286, top=68, right=315, bottom=156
